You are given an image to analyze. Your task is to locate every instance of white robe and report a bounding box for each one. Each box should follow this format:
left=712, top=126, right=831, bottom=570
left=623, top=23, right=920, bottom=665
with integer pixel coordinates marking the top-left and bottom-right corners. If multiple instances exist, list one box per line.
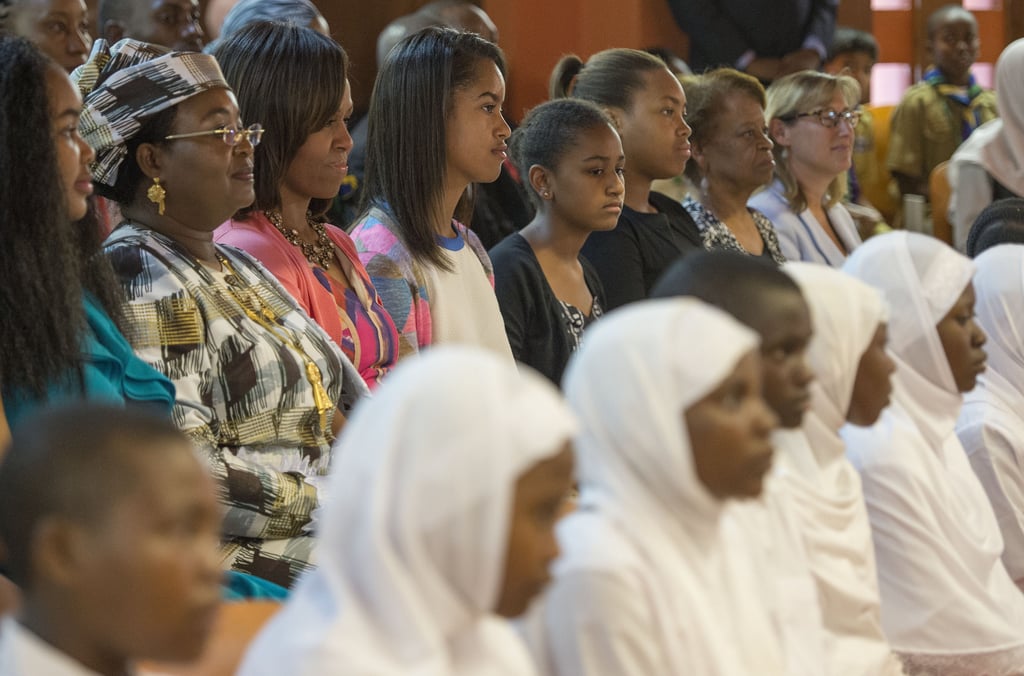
left=238, top=347, right=578, bottom=676
left=956, top=244, right=1024, bottom=586
left=842, top=231, right=1024, bottom=674
left=527, top=299, right=788, bottom=676
left=0, top=617, right=103, bottom=676
left=776, top=262, right=904, bottom=676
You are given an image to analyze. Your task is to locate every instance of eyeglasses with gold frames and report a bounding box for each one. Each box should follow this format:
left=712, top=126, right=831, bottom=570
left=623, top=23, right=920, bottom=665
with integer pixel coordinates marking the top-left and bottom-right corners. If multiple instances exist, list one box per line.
left=164, top=123, right=264, bottom=147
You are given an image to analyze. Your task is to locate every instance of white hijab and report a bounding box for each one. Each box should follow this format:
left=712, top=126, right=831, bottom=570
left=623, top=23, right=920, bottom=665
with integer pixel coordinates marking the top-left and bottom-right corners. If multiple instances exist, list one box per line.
left=948, top=38, right=1024, bottom=197
left=966, top=244, right=1024, bottom=421
left=555, top=299, right=786, bottom=674
left=958, top=244, right=1024, bottom=582
left=841, top=232, right=1024, bottom=660
left=239, top=347, right=578, bottom=676
left=775, top=262, right=903, bottom=675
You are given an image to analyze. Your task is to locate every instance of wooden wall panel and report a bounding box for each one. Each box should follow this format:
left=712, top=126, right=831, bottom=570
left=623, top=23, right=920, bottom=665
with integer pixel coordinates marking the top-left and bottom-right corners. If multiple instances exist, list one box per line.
left=482, top=0, right=689, bottom=120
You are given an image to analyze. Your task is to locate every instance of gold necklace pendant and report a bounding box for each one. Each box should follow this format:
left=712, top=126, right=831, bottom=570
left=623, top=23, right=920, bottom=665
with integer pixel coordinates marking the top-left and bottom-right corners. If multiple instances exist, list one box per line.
left=305, top=360, right=331, bottom=434
left=217, top=251, right=334, bottom=436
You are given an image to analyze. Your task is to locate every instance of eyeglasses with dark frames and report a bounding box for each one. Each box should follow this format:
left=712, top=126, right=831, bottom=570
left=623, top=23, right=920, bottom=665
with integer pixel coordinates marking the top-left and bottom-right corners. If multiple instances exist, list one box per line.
left=782, top=109, right=861, bottom=129
left=164, top=123, right=264, bottom=147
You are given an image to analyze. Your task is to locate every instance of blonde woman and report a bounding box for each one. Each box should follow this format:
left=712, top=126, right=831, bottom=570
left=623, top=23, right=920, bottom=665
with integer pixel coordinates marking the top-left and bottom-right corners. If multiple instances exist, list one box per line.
left=750, top=71, right=863, bottom=266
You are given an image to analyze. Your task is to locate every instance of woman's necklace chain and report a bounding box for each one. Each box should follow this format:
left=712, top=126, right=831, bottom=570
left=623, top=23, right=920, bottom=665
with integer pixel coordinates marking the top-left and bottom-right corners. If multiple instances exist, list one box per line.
left=267, top=209, right=335, bottom=269
left=215, top=252, right=333, bottom=435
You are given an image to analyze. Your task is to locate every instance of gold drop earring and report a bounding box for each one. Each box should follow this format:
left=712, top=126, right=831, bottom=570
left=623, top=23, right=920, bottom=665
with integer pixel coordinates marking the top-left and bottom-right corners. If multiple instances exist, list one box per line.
left=147, top=177, right=166, bottom=215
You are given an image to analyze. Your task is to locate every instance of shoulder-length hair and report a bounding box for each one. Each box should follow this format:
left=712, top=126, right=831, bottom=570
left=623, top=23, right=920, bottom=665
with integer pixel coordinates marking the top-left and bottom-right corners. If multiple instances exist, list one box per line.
left=682, top=68, right=765, bottom=184
left=765, top=70, right=861, bottom=212
left=0, top=36, right=123, bottom=396
left=214, top=21, right=348, bottom=220
left=359, top=26, right=505, bottom=270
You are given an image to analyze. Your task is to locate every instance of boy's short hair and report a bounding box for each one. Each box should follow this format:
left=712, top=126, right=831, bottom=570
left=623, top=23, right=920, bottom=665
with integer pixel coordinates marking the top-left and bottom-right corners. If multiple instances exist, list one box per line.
left=927, top=4, right=978, bottom=39
left=651, top=250, right=802, bottom=327
left=0, top=404, right=190, bottom=586
left=827, top=27, right=879, bottom=63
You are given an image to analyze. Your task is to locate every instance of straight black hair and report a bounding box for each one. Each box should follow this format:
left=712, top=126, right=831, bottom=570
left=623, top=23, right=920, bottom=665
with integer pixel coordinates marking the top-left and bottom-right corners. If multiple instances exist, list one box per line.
left=214, top=20, right=348, bottom=219
left=359, top=27, right=505, bottom=270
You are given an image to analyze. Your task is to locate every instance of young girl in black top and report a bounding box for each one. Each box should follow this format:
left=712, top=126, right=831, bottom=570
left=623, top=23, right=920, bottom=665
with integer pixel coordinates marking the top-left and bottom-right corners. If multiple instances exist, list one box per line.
left=551, top=48, right=701, bottom=309
left=490, top=99, right=623, bottom=384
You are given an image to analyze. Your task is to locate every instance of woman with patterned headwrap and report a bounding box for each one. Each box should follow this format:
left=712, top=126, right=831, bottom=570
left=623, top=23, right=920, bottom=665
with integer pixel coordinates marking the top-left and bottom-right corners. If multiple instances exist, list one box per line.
left=75, top=38, right=367, bottom=588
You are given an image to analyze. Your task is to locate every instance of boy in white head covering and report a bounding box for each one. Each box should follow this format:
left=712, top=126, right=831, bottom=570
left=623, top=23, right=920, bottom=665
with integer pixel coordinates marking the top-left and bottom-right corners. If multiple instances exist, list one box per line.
left=238, top=347, right=577, bottom=676
left=843, top=231, right=1024, bottom=674
left=527, top=298, right=785, bottom=675
left=781, top=262, right=905, bottom=675
left=956, top=244, right=1024, bottom=590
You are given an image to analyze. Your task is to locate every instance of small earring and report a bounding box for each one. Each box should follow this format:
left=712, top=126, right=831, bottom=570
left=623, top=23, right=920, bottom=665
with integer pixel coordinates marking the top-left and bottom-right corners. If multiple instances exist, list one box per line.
left=542, top=190, right=551, bottom=199
left=147, top=177, right=166, bottom=215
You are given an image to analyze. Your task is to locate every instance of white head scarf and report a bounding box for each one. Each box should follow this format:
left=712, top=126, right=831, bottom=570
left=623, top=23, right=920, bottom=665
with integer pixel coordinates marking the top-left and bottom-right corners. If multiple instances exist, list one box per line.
left=775, top=262, right=902, bottom=675
left=554, top=298, right=786, bottom=674
left=844, top=231, right=974, bottom=446
left=970, top=244, right=1024, bottom=409
left=841, top=232, right=1024, bottom=661
left=958, top=244, right=1024, bottom=582
left=949, top=39, right=1024, bottom=197
left=239, top=347, right=578, bottom=676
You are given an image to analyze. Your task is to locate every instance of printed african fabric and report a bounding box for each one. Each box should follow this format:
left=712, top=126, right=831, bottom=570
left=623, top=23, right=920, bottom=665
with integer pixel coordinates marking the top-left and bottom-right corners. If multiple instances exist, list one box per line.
left=105, top=223, right=366, bottom=588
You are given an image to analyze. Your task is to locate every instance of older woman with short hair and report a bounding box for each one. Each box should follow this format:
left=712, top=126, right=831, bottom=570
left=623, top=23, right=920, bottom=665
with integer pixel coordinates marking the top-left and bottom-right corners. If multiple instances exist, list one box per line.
left=682, top=68, right=785, bottom=263
left=750, top=71, right=863, bottom=266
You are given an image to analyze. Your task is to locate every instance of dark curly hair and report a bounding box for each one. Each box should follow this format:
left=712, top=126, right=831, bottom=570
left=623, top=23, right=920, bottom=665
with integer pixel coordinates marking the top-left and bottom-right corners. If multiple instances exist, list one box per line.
left=0, top=36, right=124, bottom=398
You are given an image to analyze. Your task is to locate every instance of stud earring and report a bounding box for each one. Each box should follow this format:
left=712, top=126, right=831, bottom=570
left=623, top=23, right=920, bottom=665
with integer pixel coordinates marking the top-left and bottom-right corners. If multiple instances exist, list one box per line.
left=147, top=177, right=166, bottom=215
left=542, top=190, right=551, bottom=199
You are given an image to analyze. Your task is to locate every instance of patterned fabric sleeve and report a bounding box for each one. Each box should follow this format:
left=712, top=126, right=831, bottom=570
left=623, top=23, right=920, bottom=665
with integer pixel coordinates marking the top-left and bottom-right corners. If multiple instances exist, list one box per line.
left=106, top=243, right=320, bottom=541
left=350, top=216, right=430, bottom=359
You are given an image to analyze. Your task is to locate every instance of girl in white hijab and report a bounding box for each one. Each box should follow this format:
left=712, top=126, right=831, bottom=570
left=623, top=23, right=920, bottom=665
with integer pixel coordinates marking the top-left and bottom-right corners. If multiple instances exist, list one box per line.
left=528, top=298, right=785, bottom=675
left=238, top=347, right=577, bottom=676
left=949, top=38, right=1024, bottom=252
left=777, top=262, right=905, bottom=676
left=957, top=244, right=1024, bottom=590
left=842, top=231, right=1024, bottom=675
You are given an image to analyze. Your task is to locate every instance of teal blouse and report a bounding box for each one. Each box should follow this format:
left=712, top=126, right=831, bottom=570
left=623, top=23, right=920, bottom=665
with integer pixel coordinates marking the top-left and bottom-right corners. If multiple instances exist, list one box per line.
left=3, top=294, right=175, bottom=430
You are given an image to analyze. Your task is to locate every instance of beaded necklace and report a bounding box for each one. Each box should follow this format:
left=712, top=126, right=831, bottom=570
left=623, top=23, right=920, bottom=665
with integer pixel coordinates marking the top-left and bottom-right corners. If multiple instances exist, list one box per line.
left=267, top=209, right=335, bottom=269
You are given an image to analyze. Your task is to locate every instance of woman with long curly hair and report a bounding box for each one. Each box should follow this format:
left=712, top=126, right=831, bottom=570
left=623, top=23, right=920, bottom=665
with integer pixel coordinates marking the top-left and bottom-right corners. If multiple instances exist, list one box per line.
left=0, top=35, right=174, bottom=435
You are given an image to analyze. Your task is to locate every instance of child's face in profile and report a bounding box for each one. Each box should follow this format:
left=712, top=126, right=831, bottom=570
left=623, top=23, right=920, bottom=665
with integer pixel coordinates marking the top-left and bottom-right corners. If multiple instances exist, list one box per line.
left=685, top=351, right=779, bottom=500
left=73, top=440, right=222, bottom=664
left=825, top=51, right=875, bottom=106
left=495, top=443, right=575, bottom=618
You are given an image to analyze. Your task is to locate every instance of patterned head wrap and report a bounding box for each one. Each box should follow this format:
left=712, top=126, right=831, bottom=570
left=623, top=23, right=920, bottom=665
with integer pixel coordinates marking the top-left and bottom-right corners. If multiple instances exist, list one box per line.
left=71, top=39, right=229, bottom=187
